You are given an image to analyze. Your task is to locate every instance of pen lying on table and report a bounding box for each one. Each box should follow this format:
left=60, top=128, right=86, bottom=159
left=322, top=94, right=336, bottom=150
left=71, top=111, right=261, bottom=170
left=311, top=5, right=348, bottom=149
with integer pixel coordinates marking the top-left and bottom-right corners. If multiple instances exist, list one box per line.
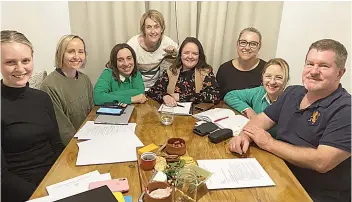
left=176, top=104, right=184, bottom=107
left=214, top=116, right=229, bottom=122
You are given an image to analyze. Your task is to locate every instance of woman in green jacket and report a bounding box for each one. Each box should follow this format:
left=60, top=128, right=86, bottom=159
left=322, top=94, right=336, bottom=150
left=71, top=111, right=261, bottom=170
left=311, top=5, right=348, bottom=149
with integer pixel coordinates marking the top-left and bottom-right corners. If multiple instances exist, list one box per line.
left=224, top=58, right=290, bottom=137
left=94, top=43, right=147, bottom=105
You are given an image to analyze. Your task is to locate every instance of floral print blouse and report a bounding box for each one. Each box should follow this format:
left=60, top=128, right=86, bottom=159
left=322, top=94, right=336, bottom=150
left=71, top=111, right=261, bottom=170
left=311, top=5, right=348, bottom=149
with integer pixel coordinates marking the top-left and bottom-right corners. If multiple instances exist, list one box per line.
left=147, top=68, right=220, bottom=104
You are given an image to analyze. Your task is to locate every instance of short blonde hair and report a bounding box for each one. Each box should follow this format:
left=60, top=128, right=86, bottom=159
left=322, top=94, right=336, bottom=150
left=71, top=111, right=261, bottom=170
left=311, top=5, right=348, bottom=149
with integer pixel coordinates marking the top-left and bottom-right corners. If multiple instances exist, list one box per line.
left=238, top=27, right=262, bottom=49
left=262, top=58, right=290, bottom=87
left=1, top=30, right=33, bottom=54
left=55, top=35, right=86, bottom=69
left=140, top=10, right=165, bottom=36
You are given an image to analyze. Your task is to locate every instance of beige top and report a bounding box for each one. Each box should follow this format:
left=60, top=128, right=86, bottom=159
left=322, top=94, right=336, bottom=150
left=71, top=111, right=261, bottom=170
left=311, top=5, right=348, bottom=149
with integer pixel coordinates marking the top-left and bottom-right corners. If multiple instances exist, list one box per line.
left=166, top=67, right=211, bottom=94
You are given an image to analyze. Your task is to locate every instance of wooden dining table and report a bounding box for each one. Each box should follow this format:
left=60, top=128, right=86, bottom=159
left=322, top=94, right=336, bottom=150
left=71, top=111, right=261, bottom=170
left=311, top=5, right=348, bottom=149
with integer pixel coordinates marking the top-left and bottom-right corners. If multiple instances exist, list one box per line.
left=30, top=99, right=312, bottom=202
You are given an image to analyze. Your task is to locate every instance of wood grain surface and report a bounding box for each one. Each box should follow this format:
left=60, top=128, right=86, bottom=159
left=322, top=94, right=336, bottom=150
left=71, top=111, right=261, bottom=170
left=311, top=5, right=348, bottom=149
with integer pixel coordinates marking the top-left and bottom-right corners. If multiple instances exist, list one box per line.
left=30, top=99, right=312, bottom=202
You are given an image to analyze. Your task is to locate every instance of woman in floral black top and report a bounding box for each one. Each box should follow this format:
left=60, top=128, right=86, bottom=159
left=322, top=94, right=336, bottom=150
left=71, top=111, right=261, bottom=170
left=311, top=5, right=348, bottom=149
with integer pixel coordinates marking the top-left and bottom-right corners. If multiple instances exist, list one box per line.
left=147, top=37, right=220, bottom=106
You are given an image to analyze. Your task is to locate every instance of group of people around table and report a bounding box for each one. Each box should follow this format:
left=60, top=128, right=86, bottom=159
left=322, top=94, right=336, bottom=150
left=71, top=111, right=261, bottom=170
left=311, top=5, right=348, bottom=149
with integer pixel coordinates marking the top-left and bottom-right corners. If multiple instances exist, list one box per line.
left=1, top=9, right=350, bottom=202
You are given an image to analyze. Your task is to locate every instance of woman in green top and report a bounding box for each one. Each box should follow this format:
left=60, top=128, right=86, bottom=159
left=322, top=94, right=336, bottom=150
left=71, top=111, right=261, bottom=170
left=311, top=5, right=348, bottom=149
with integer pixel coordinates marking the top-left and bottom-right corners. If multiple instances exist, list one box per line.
left=94, top=43, right=147, bottom=105
left=224, top=58, right=290, bottom=137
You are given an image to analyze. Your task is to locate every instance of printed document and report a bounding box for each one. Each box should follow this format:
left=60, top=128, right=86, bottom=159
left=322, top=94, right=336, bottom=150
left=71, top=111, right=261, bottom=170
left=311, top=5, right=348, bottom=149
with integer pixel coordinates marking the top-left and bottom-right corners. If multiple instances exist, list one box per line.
left=74, top=121, right=136, bottom=140
left=197, top=158, right=275, bottom=189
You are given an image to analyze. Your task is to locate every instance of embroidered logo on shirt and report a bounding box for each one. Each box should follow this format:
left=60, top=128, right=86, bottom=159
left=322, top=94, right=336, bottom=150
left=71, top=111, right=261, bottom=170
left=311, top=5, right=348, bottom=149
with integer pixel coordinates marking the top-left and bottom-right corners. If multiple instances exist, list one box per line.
left=309, top=110, right=320, bottom=124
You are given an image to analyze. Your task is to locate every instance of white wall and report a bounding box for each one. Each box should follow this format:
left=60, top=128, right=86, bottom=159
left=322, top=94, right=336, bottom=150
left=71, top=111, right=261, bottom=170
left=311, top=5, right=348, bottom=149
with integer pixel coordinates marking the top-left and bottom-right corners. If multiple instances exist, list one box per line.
left=276, top=1, right=351, bottom=93
left=1, top=1, right=71, bottom=74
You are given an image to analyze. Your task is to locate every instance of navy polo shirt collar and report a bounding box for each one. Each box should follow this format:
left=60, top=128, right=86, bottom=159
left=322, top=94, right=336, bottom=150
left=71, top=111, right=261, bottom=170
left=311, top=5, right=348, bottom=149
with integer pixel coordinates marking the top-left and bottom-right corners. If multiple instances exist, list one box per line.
left=292, top=84, right=344, bottom=110
left=316, top=84, right=344, bottom=108
left=291, top=88, right=306, bottom=110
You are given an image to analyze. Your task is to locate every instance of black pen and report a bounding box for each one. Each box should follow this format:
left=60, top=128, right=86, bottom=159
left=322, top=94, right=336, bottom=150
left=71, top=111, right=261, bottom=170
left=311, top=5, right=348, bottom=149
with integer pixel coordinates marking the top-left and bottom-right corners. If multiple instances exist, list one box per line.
left=176, top=104, right=184, bottom=107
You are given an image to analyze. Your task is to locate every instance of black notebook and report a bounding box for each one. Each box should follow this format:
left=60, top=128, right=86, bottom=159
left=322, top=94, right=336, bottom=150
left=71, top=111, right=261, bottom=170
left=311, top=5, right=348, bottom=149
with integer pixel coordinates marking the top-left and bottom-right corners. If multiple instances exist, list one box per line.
left=55, top=185, right=117, bottom=202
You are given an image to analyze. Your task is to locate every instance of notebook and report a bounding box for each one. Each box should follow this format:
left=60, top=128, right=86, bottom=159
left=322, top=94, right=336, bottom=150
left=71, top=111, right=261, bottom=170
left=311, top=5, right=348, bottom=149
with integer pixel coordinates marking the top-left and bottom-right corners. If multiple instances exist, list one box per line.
left=55, top=185, right=117, bottom=202
left=95, top=105, right=135, bottom=125
left=193, top=108, right=235, bottom=122
left=193, top=108, right=249, bottom=135
left=158, top=102, right=192, bottom=116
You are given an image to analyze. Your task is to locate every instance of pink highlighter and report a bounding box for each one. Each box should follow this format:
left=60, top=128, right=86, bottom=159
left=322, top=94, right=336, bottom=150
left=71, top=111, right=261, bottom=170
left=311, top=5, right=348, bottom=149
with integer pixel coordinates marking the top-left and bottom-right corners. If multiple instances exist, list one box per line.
left=88, top=178, right=129, bottom=193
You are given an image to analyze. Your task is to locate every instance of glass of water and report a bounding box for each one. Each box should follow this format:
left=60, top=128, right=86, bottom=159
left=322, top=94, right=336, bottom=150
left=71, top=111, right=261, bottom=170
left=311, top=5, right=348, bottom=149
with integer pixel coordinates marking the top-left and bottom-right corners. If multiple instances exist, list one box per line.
left=160, top=107, right=174, bottom=126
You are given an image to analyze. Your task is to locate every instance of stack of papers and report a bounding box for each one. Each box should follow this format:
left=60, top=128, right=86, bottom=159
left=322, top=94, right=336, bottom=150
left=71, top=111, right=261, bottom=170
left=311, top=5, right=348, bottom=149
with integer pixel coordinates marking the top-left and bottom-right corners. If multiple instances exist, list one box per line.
left=76, top=134, right=143, bottom=165
left=27, top=171, right=111, bottom=202
left=158, top=102, right=192, bottom=116
left=74, top=121, right=143, bottom=165
left=197, top=158, right=275, bottom=190
left=193, top=108, right=249, bottom=135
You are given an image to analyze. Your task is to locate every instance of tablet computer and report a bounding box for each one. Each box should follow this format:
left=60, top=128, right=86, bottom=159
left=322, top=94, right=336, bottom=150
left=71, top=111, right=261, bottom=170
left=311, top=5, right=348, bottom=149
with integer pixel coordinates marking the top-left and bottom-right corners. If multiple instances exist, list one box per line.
left=96, top=107, right=124, bottom=116
left=95, top=105, right=134, bottom=125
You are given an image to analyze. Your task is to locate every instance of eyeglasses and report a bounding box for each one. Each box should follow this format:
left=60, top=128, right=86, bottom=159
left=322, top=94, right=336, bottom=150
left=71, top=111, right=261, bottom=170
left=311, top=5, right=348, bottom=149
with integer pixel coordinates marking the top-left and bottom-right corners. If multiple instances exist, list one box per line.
left=238, top=40, right=260, bottom=49
left=263, top=75, right=284, bottom=82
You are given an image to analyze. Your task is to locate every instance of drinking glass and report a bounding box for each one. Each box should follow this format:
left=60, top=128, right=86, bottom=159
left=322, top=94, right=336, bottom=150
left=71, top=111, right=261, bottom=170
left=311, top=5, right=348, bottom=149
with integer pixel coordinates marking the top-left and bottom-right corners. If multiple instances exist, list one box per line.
left=174, top=169, right=198, bottom=202
left=160, top=107, right=174, bottom=126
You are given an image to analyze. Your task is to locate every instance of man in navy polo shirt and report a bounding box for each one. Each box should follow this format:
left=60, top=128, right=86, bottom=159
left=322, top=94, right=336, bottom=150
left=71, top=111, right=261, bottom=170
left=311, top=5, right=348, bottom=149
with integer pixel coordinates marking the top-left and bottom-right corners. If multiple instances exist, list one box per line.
left=228, top=39, right=351, bottom=202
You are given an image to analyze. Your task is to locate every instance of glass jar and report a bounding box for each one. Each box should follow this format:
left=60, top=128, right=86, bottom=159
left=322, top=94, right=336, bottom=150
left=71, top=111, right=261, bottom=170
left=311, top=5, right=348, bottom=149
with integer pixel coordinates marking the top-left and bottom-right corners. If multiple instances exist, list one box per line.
left=174, top=168, right=199, bottom=202
left=159, top=107, right=174, bottom=126
left=177, top=167, right=197, bottom=181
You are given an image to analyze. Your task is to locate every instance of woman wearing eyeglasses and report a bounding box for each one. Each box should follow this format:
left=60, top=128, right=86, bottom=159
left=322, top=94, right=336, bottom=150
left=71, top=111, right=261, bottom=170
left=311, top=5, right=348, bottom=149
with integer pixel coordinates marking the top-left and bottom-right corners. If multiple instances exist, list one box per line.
left=216, top=27, right=266, bottom=99
left=224, top=58, right=290, bottom=138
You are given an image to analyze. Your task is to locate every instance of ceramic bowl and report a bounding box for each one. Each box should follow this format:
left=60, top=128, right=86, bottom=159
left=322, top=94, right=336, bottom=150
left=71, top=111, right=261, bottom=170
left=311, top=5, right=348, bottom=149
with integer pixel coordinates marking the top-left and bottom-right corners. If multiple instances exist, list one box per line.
left=144, top=181, right=172, bottom=202
left=165, top=138, right=186, bottom=156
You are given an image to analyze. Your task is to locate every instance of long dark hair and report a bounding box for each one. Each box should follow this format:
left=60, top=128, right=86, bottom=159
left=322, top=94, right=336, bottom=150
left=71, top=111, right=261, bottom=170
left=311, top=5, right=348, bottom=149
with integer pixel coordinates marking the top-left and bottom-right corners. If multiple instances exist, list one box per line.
left=105, top=43, right=137, bottom=83
left=170, top=37, right=210, bottom=75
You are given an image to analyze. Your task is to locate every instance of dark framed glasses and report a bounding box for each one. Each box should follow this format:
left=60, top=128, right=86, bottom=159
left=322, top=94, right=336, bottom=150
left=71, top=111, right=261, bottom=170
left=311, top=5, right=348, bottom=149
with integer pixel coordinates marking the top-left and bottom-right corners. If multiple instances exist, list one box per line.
left=238, top=40, right=260, bottom=49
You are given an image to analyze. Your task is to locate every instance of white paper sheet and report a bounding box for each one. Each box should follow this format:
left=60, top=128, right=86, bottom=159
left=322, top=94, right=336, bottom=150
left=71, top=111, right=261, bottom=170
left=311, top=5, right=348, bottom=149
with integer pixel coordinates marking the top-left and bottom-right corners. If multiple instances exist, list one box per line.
left=74, top=121, right=136, bottom=139
left=197, top=158, right=275, bottom=190
left=215, top=115, right=249, bottom=135
left=45, top=170, right=111, bottom=201
left=158, top=102, right=192, bottom=116
left=26, top=196, right=53, bottom=202
left=76, top=133, right=144, bottom=165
